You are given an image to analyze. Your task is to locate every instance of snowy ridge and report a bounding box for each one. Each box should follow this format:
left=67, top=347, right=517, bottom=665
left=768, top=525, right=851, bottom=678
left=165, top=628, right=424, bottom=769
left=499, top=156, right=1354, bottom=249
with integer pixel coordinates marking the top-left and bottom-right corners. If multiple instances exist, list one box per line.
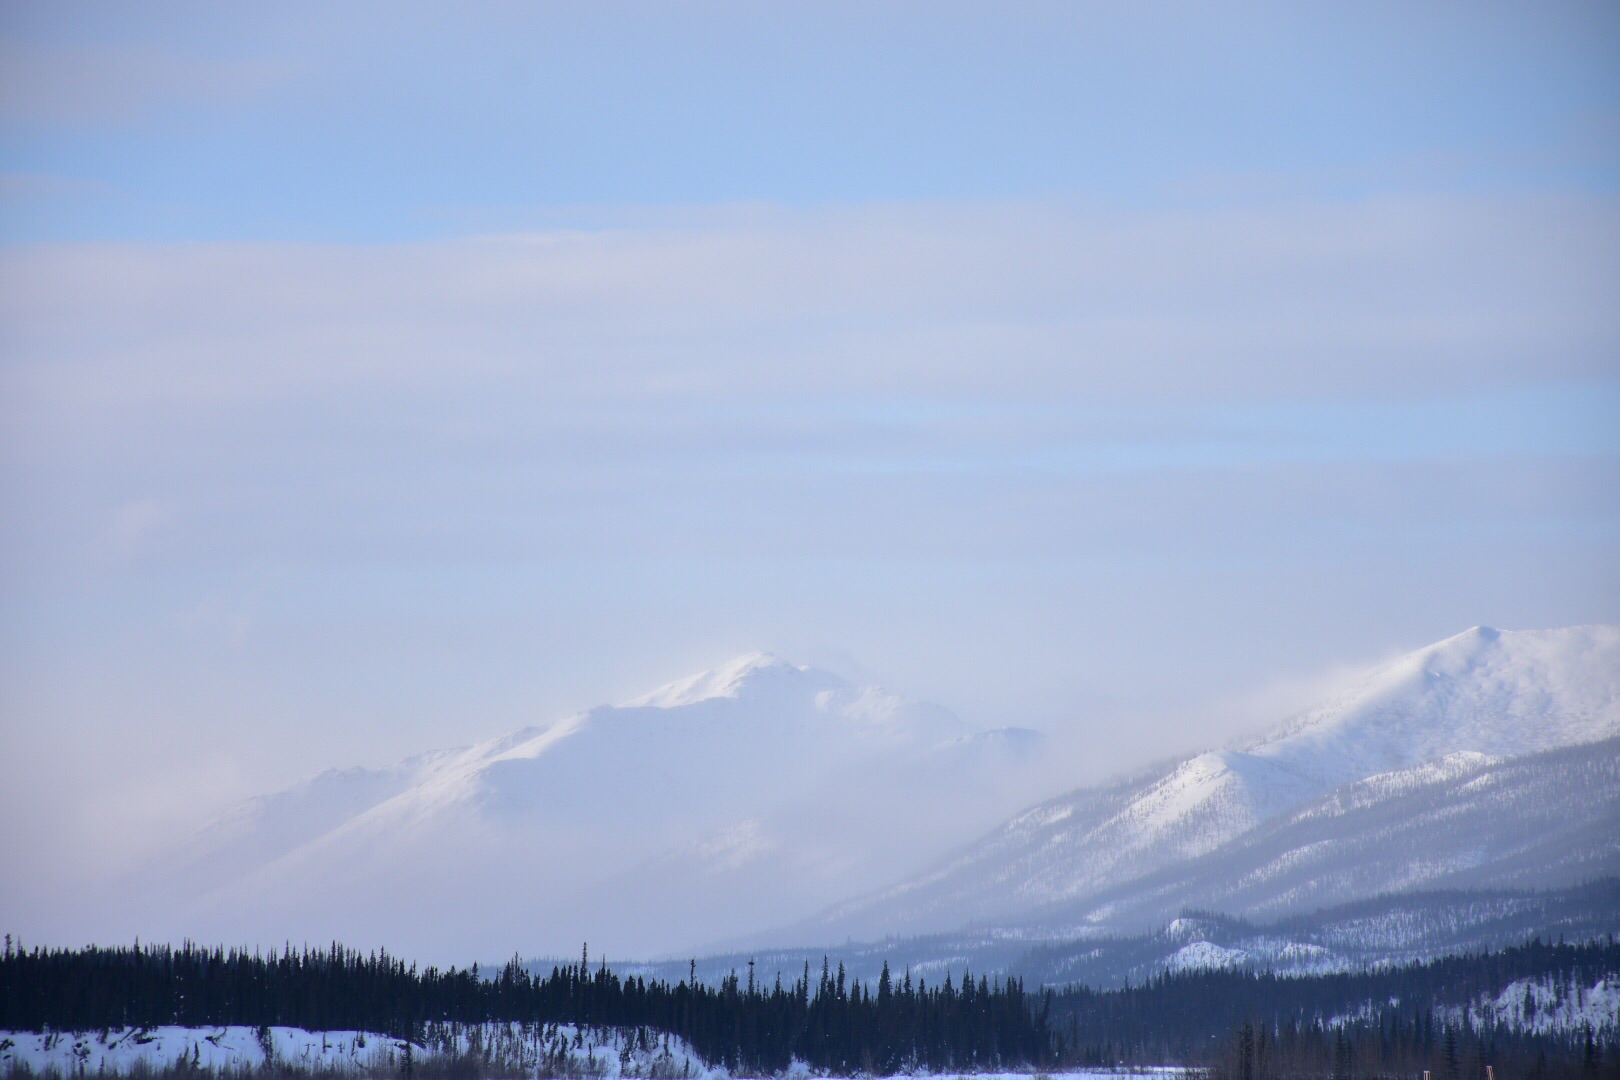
left=1029, top=733, right=1620, bottom=934
left=1246, top=625, right=1620, bottom=786
left=623, top=652, right=810, bottom=708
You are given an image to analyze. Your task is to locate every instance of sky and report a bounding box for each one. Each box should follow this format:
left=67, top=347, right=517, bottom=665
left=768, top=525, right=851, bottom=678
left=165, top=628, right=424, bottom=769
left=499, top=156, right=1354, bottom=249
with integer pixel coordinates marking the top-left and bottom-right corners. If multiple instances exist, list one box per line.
left=2, top=2, right=1619, bottom=944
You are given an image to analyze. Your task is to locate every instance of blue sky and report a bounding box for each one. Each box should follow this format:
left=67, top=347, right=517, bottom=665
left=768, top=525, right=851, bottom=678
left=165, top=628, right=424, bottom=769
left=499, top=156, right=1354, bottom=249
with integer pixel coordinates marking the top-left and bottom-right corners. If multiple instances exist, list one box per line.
left=4, top=3, right=1619, bottom=239
left=2, top=3, right=1619, bottom=928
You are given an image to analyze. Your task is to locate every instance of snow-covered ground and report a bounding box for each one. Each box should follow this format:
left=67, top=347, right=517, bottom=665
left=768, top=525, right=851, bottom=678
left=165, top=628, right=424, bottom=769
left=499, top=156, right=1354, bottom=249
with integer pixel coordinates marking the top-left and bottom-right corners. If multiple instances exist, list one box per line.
left=0, top=1026, right=1189, bottom=1079
left=883, top=1074, right=1186, bottom=1079
left=0, top=1023, right=707, bottom=1079
left=2, top=1026, right=409, bottom=1074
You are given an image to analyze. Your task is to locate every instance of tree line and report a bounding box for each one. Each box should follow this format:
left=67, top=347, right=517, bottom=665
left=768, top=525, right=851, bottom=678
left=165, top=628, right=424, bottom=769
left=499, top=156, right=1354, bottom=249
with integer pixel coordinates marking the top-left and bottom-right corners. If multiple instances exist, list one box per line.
left=0, top=938, right=1051, bottom=1075
left=6, top=933, right=1616, bottom=1077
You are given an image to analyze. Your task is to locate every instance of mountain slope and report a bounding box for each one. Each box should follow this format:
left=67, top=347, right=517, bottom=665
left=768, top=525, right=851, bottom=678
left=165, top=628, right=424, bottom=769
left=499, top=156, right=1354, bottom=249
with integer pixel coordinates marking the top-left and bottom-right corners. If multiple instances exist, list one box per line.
left=797, top=625, right=1620, bottom=943
left=1017, top=735, right=1620, bottom=936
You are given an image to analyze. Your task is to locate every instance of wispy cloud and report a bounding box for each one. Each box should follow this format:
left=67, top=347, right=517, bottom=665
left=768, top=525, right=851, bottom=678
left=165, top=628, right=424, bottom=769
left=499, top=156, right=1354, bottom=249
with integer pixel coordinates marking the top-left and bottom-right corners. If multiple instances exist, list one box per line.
left=4, top=196, right=1615, bottom=418
left=4, top=196, right=1615, bottom=584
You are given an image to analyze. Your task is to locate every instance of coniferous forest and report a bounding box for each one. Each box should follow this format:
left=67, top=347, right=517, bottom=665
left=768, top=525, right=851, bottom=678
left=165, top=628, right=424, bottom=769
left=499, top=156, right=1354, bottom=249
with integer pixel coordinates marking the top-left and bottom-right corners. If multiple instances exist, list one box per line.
left=4, top=935, right=1618, bottom=1077
left=1047, top=936, right=1620, bottom=1078
left=0, top=939, right=1049, bottom=1076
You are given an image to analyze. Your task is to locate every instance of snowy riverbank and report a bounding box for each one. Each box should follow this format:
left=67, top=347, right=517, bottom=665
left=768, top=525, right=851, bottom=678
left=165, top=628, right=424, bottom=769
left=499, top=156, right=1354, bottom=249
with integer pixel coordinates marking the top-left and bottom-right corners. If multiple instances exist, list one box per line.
left=0, top=1026, right=1189, bottom=1080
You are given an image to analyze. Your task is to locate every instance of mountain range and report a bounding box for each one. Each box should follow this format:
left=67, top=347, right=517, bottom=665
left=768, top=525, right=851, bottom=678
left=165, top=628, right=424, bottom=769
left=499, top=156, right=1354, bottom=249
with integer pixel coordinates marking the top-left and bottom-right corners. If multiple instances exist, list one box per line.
left=128, top=624, right=1620, bottom=970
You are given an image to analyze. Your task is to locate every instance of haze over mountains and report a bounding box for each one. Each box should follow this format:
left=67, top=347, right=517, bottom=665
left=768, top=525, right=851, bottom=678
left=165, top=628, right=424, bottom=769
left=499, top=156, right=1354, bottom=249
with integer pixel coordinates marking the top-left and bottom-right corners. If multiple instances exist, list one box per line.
left=111, top=624, right=1620, bottom=970
left=129, top=652, right=1048, bottom=962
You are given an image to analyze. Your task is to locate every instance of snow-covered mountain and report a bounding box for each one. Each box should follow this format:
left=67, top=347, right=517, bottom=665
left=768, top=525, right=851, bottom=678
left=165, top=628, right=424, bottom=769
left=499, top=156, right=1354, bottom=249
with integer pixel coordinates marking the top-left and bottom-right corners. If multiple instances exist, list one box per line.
left=110, top=625, right=1620, bottom=967
left=793, top=625, right=1620, bottom=944
left=133, top=653, right=1046, bottom=963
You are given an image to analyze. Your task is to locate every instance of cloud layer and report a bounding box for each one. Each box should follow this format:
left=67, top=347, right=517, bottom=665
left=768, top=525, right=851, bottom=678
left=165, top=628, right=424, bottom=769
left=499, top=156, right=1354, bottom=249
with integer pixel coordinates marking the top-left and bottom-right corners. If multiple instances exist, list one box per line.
left=3, top=198, right=1615, bottom=791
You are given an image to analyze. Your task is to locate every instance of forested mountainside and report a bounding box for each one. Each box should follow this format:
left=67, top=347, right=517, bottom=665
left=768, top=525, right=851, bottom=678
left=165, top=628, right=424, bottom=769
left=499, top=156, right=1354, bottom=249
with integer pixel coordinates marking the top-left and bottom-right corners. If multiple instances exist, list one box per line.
left=1049, top=935, right=1620, bottom=1068
left=603, top=880, right=1620, bottom=993
left=1014, top=878, right=1620, bottom=988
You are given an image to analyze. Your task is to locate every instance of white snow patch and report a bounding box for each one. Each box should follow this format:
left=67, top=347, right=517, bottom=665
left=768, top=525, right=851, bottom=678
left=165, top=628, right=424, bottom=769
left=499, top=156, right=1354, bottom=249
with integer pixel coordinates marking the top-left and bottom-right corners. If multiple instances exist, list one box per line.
left=0, top=1027, right=1192, bottom=1079
left=0, top=1024, right=711, bottom=1080
left=1167, top=941, right=1249, bottom=972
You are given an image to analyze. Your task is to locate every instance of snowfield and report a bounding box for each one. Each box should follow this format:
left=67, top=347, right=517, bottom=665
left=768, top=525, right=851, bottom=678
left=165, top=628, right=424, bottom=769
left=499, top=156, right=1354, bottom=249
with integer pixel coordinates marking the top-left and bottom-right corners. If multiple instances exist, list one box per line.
left=0, top=1024, right=710, bottom=1078
left=3, top=1026, right=415, bottom=1075
left=0, top=1025, right=1188, bottom=1079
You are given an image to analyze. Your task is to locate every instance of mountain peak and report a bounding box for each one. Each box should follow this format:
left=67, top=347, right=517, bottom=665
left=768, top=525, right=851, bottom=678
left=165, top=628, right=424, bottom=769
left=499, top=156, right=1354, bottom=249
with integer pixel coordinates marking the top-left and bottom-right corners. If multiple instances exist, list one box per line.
left=1248, top=624, right=1620, bottom=784
left=1431, top=623, right=1501, bottom=654
left=1446, top=624, right=1501, bottom=646
left=621, top=651, right=843, bottom=709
